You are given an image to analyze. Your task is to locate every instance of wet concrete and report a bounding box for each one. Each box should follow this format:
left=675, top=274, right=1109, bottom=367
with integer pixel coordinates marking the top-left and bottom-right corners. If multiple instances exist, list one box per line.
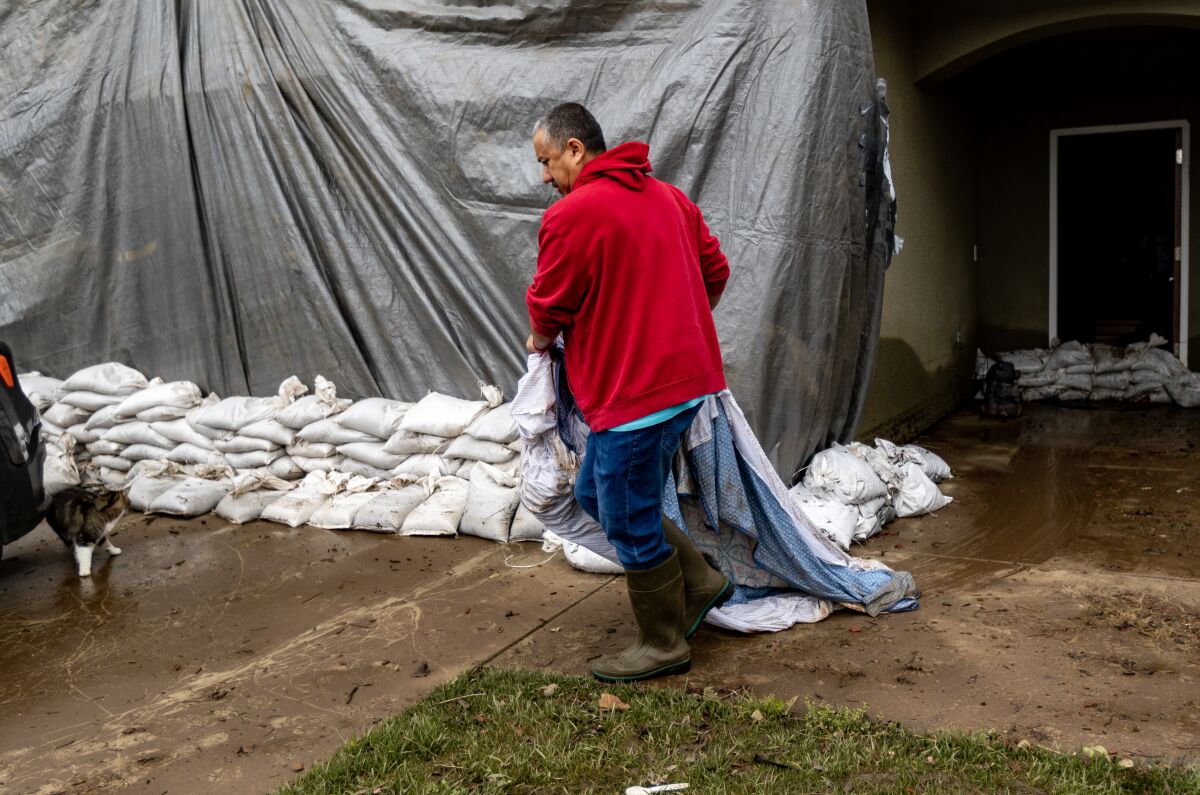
left=2, top=402, right=1197, bottom=792
left=496, top=403, right=1200, bottom=762
left=0, top=519, right=609, bottom=793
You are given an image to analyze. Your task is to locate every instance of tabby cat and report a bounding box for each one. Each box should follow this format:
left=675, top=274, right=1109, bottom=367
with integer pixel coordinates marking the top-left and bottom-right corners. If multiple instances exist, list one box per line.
left=45, top=487, right=128, bottom=577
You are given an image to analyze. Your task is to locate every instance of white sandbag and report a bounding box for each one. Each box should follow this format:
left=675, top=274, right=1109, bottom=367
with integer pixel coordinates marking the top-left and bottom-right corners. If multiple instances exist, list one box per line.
left=91, top=453, right=131, bottom=473
left=1057, top=372, right=1093, bottom=391
left=337, top=441, right=407, bottom=470
left=1094, top=371, right=1131, bottom=391
left=853, top=496, right=891, bottom=542
left=214, top=435, right=280, bottom=454
left=443, top=435, right=517, bottom=464
left=1090, top=343, right=1145, bottom=374
left=1044, top=340, right=1091, bottom=371
left=126, top=475, right=182, bottom=511
left=400, top=476, right=470, bottom=536
left=165, top=444, right=229, bottom=467
left=296, top=418, right=378, bottom=446
left=393, top=453, right=453, bottom=477
left=147, top=477, right=232, bottom=517
left=455, top=460, right=478, bottom=479
left=286, top=440, right=338, bottom=458
left=188, top=376, right=307, bottom=432
left=122, top=443, right=174, bottom=462
left=1166, top=372, right=1200, bottom=408
left=336, top=398, right=411, bottom=439
left=1022, top=385, right=1062, bottom=401
left=19, top=374, right=64, bottom=411
left=125, top=476, right=180, bottom=511
left=62, top=362, right=148, bottom=396
left=86, top=439, right=123, bottom=456
left=507, top=438, right=524, bottom=453
left=802, top=444, right=888, bottom=504
left=902, top=444, right=952, bottom=482
left=382, top=430, right=450, bottom=455
left=509, top=503, right=546, bottom=542
left=493, top=456, right=521, bottom=478
left=997, top=349, right=1046, bottom=375
left=789, top=484, right=858, bottom=550
left=113, top=381, right=203, bottom=418
left=59, top=390, right=124, bottom=411
left=847, top=441, right=902, bottom=493
left=293, top=454, right=346, bottom=473
left=43, top=402, right=90, bottom=428
left=1059, top=388, right=1089, bottom=401
left=337, top=458, right=394, bottom=479
left=215, top=490, right=288, bottom=524
left=274, top=376, right=352, bottom=429
left=226, top=449, right=285, bottom=469
left=98, top=467, right=132, bottom=491
left=43, top=443, right=82, bottom=495
left=399, top=385, right=503, bottom=438
left=40, top=420, right=66, bottom=440
left=259, top=485, right=330, bottom=527
left=102, top=422, right=174, bottom=449
left=308, top=492, right=383, bottom=530
left=460, top=463, right=521, bottom=542
left=1017, top=369, right=1062, bottom=388
left=542, top=530, right=625, bottom=575
left=152, top=418, right=217, bottom=449
left=136, top=405, right=190, bottom=423
left=239, top=419, right=297, bottom=447
left=1130, top=368, right=1166, bottom=386
left=1089, top=387, right=1126, bottom=401
left=1125, top=380, right=1164, bottom=400
left=1133, top=347, right=1189, bottom=378
left=351, top=483, right=433, bottom=533
left=268, top=456, right=306, bottom=480
left=465, top=402, right=519, bottom=445
left=893, top=462, right=952, bottom=518
left=85, top=404, right=127, bottom=431
left=67, top=424, right=103, bottom=444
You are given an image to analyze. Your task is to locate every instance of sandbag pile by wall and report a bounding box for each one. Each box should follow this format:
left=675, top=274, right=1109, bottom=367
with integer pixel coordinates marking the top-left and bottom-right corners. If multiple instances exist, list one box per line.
left=28, top=362, right=535, bottom=542
left=791, top=439, right=952, bottom=550
left=981, top=335, right=1199, bottom=407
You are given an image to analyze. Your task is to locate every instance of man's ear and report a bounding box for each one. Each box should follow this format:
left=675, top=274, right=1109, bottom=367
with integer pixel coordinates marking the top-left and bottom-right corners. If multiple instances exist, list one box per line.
left=566, top=137, right=586, bottom=161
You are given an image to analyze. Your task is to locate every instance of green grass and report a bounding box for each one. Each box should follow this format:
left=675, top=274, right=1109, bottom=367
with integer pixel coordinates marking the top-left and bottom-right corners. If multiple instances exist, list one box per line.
left=281, top=667, right=1199, bottom=795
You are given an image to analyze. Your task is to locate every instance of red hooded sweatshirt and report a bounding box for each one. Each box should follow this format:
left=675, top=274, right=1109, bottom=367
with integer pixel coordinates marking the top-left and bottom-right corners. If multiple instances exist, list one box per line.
left=526, top=142, right=729, bottom=431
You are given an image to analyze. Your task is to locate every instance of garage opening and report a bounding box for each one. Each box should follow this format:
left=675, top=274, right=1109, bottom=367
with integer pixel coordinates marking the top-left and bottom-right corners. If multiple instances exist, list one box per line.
left=1052, top=122, right=1186, bottom=353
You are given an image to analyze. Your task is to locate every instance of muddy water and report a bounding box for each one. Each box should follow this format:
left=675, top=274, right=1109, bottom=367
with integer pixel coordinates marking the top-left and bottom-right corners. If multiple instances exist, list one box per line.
left=918, top=408, right=1099, bottom=590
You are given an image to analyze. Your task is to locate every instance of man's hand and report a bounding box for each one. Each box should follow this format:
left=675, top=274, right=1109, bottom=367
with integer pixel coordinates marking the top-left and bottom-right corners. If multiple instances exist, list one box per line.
left=526, top=330, right=554, bottom=355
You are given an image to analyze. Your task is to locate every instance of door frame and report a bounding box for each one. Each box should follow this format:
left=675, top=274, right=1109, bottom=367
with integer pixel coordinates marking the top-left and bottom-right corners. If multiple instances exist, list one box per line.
left=1049, top=119, right=1190, bottom=362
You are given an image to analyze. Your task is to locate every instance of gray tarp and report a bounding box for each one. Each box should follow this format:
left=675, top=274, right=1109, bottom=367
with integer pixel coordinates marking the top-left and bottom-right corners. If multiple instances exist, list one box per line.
left=0, top=0, right=894, bottom=478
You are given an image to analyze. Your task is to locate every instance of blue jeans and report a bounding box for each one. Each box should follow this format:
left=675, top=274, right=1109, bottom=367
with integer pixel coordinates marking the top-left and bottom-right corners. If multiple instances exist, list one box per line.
left=574, top=404, right=702, bottom=571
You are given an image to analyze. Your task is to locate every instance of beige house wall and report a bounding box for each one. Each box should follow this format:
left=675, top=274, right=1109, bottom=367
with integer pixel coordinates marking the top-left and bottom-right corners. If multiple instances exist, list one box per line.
left=858, top=0, right=978, bottom=441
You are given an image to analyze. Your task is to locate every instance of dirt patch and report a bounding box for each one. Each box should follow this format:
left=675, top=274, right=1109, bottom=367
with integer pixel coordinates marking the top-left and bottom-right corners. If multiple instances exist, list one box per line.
left=494, top=404, right=1200, bottom=764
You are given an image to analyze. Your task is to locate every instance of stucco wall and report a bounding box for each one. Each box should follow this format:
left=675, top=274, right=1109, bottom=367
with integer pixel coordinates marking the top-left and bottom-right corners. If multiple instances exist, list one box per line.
left=973, top=27, right=1200, bottom=367
left=913, top=0, right=1200, bottom=85
left=858, top=0, right=979, bottom=441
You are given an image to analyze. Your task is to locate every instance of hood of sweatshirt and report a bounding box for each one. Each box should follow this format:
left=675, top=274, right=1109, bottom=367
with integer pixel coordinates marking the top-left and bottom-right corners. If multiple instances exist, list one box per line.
left=574, top=141, right=652, bottom=192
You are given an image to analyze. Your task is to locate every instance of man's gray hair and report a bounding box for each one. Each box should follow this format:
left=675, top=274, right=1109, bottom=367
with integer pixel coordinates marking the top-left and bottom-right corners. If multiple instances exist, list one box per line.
left=533, top=102, right=607, bottom=154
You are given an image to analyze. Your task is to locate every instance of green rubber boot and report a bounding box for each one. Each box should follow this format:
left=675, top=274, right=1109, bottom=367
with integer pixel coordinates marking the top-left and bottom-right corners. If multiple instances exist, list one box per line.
left=662, top=516, right=733, bottom=638
left=592, top=548, right=691, bottom=683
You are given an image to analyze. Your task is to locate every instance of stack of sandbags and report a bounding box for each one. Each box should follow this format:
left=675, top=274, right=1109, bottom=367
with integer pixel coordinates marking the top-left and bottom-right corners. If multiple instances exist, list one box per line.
left=985, top=335, right=1198, bottom=406
left=791, top=439, right=952, bottom=550
left=36, top=363, right=150, bottom=493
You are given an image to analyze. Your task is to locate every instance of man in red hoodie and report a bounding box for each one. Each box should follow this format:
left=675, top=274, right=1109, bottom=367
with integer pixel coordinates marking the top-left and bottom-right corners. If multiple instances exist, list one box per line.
left=526, top=102, right=733, bottom=682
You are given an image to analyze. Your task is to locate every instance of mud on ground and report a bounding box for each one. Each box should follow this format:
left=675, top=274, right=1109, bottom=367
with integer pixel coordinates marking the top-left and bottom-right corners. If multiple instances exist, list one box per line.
left=1, top=402, right=1196, bottom=793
